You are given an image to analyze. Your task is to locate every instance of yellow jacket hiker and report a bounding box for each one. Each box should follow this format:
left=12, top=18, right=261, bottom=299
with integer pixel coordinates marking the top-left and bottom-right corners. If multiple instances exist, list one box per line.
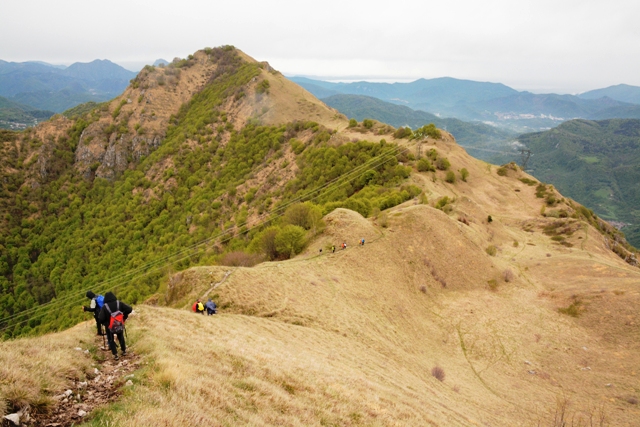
left=192, top=300, right=205, bottom=314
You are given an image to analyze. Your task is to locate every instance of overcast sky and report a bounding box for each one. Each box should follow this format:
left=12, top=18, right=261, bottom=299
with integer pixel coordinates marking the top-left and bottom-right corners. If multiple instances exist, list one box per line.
left=1, top=0, right=639, bottom=93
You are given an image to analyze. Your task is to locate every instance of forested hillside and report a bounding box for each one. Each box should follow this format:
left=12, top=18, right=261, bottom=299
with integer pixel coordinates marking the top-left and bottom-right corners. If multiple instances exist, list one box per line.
left=3, top=47, right=640, bottom=427
left=0, top=47, right=425, bottom=337
left=0, top=95, right=54, bottom=129
left=322, top=94, right=516, bottom=161
left=519, top=118, right=640, bottom=246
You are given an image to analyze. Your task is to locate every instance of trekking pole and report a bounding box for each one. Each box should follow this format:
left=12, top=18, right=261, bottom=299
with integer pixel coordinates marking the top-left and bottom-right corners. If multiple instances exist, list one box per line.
left=102, top=332, right=106, bottom=349
left=124, top=324, right=128, bottom=340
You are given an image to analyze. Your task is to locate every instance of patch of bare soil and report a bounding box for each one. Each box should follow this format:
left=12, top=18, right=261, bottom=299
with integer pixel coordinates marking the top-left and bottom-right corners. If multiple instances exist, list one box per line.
left=23, top=337, right=141, bottom=427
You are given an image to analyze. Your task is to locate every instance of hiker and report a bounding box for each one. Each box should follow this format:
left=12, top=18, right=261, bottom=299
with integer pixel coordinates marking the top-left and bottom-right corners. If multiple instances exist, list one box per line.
left=205, top=298, right=217, bottom=315
left=83, top=291, right=105, bottom=336
left=192, top=299, right=205, bottom=315
left=331, top=245, right=336, bottom=253
left=342, top=242, right=347, bottom=250
left=360, top=238, right=365, bottom=246
left=97, top=292, right=132, bottom=360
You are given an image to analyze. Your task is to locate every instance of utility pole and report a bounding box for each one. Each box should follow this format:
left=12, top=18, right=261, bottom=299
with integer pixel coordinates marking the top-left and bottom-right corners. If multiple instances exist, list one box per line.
left=519, top=149, right=531, bottom=170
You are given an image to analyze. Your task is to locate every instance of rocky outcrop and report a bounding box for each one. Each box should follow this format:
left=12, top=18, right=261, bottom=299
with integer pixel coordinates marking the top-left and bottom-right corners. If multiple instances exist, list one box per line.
left=75, top=127, right=164, bottom=180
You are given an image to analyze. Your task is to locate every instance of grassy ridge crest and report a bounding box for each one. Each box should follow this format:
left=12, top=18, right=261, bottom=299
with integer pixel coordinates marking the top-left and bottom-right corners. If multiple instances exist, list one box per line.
left=0, top=49, right=426, bottom=337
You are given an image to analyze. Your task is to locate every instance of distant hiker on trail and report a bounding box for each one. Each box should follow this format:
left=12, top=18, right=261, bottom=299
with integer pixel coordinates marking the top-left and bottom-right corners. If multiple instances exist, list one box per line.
left=192, top=299, right=205, bottom=315
left=205, top=298, right=217, bottom=315
left=98, top=292, right=132, bottom=360
left=319, top=248, right=323, bottom=254
left=360, top=238, right=365, bottom=246
left=342, top=242, right=347, bottom=250
left=83, top=291, right=105, bottom=336
left=332, top=245, right=336, bottom=253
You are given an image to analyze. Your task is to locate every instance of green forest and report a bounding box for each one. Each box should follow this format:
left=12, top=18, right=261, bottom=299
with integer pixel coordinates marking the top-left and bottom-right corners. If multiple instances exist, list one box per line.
left=0, top=95, right=54, bottom=129
left=0, top=48, right=434, bottom=338
left=520, top=119, right=640, bottom=247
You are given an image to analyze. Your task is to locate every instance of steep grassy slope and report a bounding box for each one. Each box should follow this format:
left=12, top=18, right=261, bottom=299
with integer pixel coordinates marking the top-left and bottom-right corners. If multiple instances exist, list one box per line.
left=2, top=171, right=639, bottom=425
left=518, top=119, right=640, bottom=247
left=0, top=47, right=425, bottom=337
left=2, top=46, right=640, bottom=427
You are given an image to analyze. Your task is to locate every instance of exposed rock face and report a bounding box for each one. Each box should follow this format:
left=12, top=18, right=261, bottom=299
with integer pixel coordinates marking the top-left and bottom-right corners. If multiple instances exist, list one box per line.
left=75, top=129, right=164, bottom=180
left=69, top=50, right=220, bottom=181
left=22, top=47, right=344, bottom=184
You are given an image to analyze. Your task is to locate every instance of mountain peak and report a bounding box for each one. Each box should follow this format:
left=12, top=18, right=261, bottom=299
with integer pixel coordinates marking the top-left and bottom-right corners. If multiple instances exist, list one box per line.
left=2, top=46, right=639, bottom=427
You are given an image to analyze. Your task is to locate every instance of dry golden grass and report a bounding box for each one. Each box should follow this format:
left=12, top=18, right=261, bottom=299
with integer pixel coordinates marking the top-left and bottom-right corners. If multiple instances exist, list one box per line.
left=230, top=61, right=348, bottom=131
left=3, top=68, right=640, bottom=425
left=0, top=323, right=96, bottom=418
left=79, top=190, right=639, bottom=425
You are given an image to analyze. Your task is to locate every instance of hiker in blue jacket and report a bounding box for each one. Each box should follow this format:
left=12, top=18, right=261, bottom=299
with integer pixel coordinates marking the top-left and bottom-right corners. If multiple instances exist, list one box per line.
left=98, top=292, right=133, bottom=360
left=83, top=291, right=105, bottom=336
left=205, top=298, right=217, bottom=315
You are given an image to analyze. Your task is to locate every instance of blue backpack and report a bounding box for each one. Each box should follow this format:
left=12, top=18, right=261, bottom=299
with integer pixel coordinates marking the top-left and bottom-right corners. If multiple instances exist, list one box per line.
left=95, top=295, right=104, bottom=309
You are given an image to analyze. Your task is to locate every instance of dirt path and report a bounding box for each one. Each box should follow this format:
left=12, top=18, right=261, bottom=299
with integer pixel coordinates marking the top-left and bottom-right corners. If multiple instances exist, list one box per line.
left=200, top=269, right=233, bottom=300
left=31, top=336, right=142, bottom=427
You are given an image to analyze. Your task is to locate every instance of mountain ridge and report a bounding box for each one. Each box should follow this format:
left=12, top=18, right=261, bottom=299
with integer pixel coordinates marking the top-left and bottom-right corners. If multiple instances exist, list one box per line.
left=0, top=45, right=639, bottom=427
left=292, top=76, right=640, bottom=132
left=0, top=58, right=137, bottom=112
left=518, top=118, right=640, bottom=247
left=579, top=83, right=640, bottom=105
left=322, top=93, right=515, bottom=148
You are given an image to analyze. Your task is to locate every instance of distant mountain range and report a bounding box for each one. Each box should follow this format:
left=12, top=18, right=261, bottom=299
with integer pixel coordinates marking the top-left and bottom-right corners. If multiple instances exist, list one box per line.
left=518, top=118, right=640, bottom=247
left=579, top=84, right=640, bottom=105
left=319, top=85, right=640, bottom=247
left=0, top=95, right=54, bottom=129
left=291, top=77, right=640, bottom=133
left=0, top=59, right=136, bottom=113
left=322, top=94, right=516, bottom=158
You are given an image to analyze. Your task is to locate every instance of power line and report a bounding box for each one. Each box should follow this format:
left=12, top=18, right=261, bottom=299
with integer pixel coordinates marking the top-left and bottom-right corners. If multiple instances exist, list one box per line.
left=1, top=141, right=407, bottom=324
left=1, top=144, right=409, bottom=332
left=0, top=141, right=416, bottom=333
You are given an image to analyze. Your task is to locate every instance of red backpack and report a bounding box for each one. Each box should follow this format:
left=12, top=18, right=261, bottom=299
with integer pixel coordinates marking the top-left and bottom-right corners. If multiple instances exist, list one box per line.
left=105, top=301, right=125, bottom=334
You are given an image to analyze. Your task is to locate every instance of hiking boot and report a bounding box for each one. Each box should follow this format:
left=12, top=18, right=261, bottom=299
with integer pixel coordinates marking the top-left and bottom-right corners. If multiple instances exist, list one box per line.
left=121, top=350, right=126, bottom=356
left=114, top=354, right=119, bottom=361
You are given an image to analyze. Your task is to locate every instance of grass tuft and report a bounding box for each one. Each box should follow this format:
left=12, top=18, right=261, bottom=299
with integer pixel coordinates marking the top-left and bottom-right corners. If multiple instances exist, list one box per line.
left=558, top=300, right=582, bottom=317
left=503, top=269, right=514, bottom=282
left=431, top=366, right=445, bottom=382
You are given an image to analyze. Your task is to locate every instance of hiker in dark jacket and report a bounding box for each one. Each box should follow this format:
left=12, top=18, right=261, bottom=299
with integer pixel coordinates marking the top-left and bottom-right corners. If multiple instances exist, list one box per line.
left=83, top=291, right=104, bottom=336
left=97, top=292, right=133, bottom=360
left=205, top=298, right=217, bottom=315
